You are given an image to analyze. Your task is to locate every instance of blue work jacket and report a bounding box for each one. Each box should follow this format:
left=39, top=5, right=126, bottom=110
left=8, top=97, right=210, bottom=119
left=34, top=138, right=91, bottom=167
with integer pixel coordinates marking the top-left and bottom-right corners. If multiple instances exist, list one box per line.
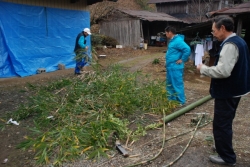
left=166, top=34, right=191, bottom=69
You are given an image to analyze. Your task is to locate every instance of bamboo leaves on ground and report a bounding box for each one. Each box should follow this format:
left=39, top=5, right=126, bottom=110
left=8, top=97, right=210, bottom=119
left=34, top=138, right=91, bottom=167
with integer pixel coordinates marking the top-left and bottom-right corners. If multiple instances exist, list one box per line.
left=13, top=65, right=175, bottom=166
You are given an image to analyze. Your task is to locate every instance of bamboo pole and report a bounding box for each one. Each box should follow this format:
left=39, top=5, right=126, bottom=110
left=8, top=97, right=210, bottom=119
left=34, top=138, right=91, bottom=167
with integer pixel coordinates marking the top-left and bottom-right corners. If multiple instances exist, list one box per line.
left=163, top=95, right=212, bottom=123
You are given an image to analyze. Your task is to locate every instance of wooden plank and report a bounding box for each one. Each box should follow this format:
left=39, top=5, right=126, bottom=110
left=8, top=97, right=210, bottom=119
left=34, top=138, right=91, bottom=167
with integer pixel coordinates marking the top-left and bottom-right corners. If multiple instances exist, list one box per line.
left=2, top=0, right=87, bottom=10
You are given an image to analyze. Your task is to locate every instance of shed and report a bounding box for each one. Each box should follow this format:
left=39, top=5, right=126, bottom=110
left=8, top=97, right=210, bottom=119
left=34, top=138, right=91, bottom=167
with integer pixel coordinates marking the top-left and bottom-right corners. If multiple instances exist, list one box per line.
left=99, top=8, right=188, bottom=47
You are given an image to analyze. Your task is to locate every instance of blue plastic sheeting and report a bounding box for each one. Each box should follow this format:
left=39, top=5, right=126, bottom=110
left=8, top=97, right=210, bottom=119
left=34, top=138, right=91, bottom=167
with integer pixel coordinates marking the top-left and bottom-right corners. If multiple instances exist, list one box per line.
left=0, top=1, right=91, bottom=78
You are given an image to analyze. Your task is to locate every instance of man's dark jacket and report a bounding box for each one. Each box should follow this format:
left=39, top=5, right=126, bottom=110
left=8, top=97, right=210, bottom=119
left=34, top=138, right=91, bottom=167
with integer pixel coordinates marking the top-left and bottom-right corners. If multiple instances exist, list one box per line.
left=74, top=32, right=86, bottom=52
left=210, top=36, right=250, bottom=98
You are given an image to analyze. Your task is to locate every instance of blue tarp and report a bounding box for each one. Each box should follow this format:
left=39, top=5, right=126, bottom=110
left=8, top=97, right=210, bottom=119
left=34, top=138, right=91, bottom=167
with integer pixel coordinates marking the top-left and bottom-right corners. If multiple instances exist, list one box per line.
left=0, top=1, right=91, bottom=78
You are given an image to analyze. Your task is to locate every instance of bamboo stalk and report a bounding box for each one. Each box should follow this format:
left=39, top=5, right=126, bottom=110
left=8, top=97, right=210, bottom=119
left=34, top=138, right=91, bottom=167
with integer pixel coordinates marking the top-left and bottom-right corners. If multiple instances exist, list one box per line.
left=162, top=114, right=204, bottom=167
left=123, top=109, right=166, bottom=167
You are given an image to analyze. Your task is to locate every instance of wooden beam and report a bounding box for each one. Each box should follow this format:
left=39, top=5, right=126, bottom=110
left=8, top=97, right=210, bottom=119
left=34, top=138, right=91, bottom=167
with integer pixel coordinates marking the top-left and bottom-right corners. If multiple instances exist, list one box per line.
left=236, top=17, right=242, bottom=36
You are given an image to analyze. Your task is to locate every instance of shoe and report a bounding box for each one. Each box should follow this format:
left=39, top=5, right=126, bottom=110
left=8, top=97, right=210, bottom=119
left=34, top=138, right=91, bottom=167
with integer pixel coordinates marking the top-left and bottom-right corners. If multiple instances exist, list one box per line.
left=179, top=103, right=185, bottom=107
left=75, top=72, right=83, bottom=75
left=209, top=155, right=236, bottom=166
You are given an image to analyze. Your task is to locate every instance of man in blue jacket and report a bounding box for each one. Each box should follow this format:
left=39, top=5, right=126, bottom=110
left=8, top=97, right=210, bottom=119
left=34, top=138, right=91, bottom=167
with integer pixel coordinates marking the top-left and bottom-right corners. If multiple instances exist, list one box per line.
left=165, top=26, right=191, bottom=105
left=74, top=28, right=91, bottom=75
left=197, top=15, right=250, bottom=166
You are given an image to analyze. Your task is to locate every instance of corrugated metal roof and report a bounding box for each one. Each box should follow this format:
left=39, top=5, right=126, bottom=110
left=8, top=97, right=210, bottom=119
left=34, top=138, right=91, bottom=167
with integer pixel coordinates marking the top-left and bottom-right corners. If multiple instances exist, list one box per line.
left=148, top=0, right=186, bottom=3
left=118, top=8, right=189, bottom=23
left=170, top=13, right=210, bottom=24
left=207, top=2, right=250, bottom=17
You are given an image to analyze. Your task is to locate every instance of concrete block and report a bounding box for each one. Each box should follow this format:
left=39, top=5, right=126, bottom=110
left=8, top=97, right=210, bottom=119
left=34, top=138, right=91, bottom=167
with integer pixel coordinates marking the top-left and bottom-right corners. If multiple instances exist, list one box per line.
left=37, top=68, right=46, bottom=74
left=116, top=45, right=123, bottom=48
left=58, top=64, right=65, bottom=70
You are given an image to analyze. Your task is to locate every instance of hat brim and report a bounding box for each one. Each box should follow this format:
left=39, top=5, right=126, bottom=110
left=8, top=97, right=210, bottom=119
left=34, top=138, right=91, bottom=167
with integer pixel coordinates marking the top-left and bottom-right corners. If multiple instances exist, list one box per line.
left=85, top=31, right=91, bottom=35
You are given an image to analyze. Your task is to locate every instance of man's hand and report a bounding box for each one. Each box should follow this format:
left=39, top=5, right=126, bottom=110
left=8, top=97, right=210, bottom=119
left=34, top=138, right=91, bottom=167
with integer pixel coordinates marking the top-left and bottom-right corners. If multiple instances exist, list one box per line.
left=197, top=64, right=203, bottom=71
left=176, top=59, right=182, bottom=64
left=85, top=46, right=88, bottom=50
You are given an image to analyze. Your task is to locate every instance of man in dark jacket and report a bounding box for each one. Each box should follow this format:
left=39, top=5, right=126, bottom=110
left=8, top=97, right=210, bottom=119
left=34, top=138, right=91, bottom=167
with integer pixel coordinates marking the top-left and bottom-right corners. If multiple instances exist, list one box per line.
left=197, top=15, right=250, bottom=166
left=74, top=28, right=91, bottom=75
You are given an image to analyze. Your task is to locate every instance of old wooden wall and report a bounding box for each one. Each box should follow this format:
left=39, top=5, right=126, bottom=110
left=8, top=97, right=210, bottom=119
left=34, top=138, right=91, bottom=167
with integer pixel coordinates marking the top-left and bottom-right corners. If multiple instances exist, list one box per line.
left=156, top=2, right=187, bottom=14
left=2, top=0, right=87, bottom=10
left=100, top=19, right=141, bottom=47
left=156, top=0, right=231, bottom=15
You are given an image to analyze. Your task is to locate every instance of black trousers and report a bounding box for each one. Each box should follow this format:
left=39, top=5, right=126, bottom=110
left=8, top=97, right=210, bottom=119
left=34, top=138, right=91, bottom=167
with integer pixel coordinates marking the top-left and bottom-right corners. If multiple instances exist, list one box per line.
left=213, top=97, right=241, bottom=164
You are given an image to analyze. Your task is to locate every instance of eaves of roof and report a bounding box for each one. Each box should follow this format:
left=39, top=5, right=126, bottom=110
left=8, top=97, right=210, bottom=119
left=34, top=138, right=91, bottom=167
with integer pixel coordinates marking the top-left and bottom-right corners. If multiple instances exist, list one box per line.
left=206, top=2, right=250, bottom=17
left=148, top=0, right=187, bottom=4
left=177, top=21, right=212, bottom=33
left=118, top=8, right=189, bottom=23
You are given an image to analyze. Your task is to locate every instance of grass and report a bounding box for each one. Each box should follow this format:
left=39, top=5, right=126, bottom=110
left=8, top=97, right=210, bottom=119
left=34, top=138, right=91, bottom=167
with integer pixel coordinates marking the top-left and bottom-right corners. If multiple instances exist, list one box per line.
left=9, top=64, right=177, bottom=166
left=152, top=58, right=160, bottom=64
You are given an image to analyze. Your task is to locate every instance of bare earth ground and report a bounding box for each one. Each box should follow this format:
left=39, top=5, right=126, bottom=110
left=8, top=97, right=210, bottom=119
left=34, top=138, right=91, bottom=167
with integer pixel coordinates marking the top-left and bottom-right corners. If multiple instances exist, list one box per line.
left=0, top=47, right=250, bottom=167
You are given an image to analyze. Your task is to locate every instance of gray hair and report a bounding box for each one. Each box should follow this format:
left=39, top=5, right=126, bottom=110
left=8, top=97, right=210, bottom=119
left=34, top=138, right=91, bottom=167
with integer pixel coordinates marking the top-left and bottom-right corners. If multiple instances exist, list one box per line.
left=213, top=15, right=234, bottom=32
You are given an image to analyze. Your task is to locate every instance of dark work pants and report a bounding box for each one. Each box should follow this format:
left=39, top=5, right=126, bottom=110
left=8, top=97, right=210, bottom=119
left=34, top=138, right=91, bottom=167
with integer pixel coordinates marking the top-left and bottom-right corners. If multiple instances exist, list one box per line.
left=75, top=58, right=86, bottom=74
left=213, top=97, right=241, bottom=164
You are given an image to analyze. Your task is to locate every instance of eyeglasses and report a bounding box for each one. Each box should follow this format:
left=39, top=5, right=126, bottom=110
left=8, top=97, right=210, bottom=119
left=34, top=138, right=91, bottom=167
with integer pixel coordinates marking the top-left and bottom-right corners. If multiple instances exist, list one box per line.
left=211, top=28, right=220, bottom=35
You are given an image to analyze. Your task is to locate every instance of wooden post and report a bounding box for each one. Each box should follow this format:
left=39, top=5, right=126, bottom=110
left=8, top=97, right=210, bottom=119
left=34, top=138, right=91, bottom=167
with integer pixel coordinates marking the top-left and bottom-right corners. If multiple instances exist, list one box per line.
left=236, top=17, right=242, bottom=36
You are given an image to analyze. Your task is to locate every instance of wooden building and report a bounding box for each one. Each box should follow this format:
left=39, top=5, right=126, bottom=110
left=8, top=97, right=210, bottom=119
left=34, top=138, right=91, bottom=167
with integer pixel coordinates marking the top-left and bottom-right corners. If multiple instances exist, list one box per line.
left=99, top=8, right=187, bottom=47
left=148, top=0, right=239, bottom=23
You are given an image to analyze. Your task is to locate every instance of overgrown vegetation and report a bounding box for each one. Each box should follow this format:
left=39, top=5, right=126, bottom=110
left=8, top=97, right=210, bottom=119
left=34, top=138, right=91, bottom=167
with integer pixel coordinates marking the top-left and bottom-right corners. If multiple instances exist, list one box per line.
left=152, top=58, right=160, bottom=64
left=135, top=0, right=154, bottom=11
left=102, top=35, right=119, bottom=47
left=9, top=65, right=177, bottom=166
left=91, top=33, right=119, bottom=48
left=74, top=48, right=90, bottom=62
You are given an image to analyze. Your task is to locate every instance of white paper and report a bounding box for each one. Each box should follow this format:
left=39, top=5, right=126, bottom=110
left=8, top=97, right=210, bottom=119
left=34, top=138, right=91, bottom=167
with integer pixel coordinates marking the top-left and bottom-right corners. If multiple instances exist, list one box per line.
left=6, top=118, right=19, bottom=125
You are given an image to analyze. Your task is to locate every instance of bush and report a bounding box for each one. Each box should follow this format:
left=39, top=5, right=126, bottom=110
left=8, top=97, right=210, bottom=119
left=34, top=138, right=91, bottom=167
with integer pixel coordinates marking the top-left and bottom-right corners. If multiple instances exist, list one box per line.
left=91, top=34, right=119, bottom=48
left=102, top=36, right=119, bottom=47
left=152, top=58, right=160, bottom=64
left=135, top=0, right=152, bottom=11
left=91, top=33, right=103, bottom=48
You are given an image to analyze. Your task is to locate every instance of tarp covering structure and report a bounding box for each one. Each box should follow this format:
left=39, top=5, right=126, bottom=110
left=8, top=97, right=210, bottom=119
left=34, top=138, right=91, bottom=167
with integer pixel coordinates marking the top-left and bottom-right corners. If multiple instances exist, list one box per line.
left=0, top=1, right=90, bottom=78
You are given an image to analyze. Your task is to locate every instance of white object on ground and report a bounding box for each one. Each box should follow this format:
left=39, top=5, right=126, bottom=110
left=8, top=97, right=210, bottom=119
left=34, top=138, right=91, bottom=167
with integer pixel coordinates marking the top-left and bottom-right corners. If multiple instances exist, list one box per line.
left=6, top=118, right=19, bottom=125
left=2, top=158, right=8, bottom=164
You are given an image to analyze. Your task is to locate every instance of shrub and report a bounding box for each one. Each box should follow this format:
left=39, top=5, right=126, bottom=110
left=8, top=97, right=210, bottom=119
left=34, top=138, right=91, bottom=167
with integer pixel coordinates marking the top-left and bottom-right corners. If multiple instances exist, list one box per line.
left=91, top=33, right=103, bottom=48
left=135, top=0, right=152, bottom=11
left=152, top=58, right=160, bottom=64
left=91, top=34, right=119, bottom=48
left=102, top=36, right=119, bottom=47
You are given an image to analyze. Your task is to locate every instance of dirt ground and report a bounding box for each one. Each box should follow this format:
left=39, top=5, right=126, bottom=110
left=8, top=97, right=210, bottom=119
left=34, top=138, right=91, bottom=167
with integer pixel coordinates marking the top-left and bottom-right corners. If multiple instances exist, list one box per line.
left=0, top=46, right=250, bottom=167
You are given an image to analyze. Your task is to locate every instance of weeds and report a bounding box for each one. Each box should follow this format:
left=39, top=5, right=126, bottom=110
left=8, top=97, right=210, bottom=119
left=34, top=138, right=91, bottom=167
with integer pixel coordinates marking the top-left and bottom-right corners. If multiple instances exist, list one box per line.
left=11, top=64, right=175, bottom=166
left=152, top=58, right=160, bottom=64
left=135, top=0, right=154, bottom=11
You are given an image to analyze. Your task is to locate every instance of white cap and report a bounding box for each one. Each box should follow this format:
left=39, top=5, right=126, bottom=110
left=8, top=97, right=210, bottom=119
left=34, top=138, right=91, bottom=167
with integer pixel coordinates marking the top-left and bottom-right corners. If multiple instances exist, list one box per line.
left=83, top=28, right=91, bottom=35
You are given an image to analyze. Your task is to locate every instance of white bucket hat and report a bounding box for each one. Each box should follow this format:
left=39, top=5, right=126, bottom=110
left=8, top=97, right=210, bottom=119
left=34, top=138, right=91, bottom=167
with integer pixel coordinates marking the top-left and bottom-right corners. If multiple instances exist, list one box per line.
left=83, top=28, right=91, bottom=35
